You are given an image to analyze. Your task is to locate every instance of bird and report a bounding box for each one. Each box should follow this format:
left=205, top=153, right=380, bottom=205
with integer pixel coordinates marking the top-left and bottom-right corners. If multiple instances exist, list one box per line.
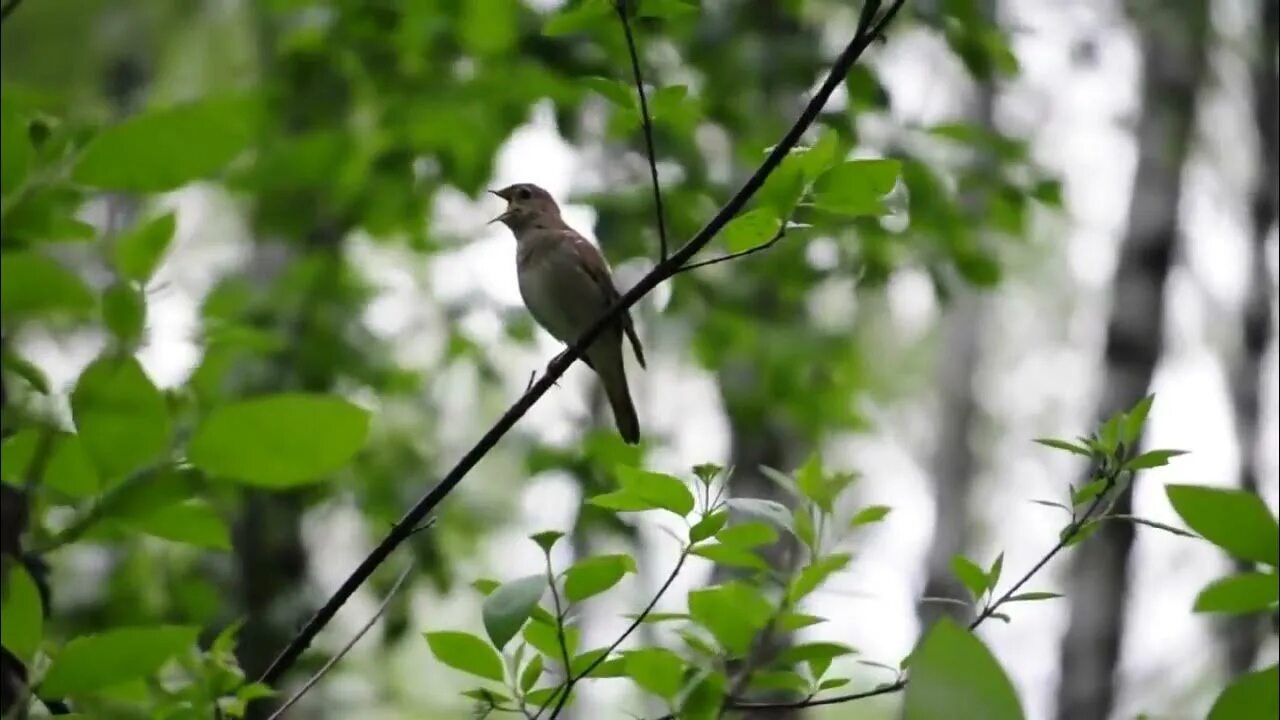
left=489, top=183, right=646, bottom=444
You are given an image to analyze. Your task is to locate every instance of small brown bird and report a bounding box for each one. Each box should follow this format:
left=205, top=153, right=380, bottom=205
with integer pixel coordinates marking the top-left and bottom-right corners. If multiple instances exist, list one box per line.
left=489, top=183, right=646, bottom=443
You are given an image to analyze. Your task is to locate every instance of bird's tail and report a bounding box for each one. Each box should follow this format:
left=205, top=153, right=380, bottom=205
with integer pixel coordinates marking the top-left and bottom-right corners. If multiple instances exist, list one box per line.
left=592, top=344, right=640, bottom=444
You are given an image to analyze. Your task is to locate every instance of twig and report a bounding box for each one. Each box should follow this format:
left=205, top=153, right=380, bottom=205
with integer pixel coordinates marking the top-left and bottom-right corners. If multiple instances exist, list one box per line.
left=531, top=557, right=574, bottom=720
left=0, top=0, right=24, bottom=24
left=257, top=0, right=905, bottom=689
left=265, top=564, right=414, bottom=720
left=544, top=549, right=690, bottom=720
left=614, top=0, right=670, bottom=261
left=726, top=470, right=1121, bottom=713
left=678, top=224, right=788, bottom=273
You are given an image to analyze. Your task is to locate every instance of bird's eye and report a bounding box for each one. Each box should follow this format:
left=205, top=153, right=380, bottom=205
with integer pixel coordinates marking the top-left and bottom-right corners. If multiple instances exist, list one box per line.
left=515, top=187, right=531, bottom=200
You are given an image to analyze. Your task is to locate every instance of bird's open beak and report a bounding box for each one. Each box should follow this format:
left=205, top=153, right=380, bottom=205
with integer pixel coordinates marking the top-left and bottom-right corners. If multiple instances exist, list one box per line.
left=487, top=189, right=512, bottom=225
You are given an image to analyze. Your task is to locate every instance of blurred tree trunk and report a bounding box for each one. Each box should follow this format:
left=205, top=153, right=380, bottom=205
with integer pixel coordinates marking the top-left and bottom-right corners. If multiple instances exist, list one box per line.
left=1054, top=3, right=1209, bottom=719
left=1222, top=0, right=1278, bottom=677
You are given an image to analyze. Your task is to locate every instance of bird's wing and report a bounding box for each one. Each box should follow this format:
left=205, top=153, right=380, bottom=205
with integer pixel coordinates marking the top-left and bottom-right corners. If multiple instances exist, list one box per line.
left=559, top=229, right=647, bottom=369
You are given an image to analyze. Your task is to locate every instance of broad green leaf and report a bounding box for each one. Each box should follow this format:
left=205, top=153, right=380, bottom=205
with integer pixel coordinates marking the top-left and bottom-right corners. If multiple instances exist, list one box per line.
left=72, top=95, right=258, bottom=192
left=71, top=356, right=170, bottom=484
left=1, top=96, right=31, bottom=198
left=637, top=0, right=698, bottom=20
left=988, top=553, right=1004, bottom=591
left=750, top=670, right=809, bottom=694
left=794, top=454, right=829, bottom=511
left=951, top=556, right=990, bottom=600
left=903, top=619, right=1024, bottom=720
left=725, top=498, right=796, bottom=537
left=850, top=505, right=892, bottom=527
left=1166, top=485, right=1279, bottom=566
left=482, top=575, right=546, bottom=650
left=574, top=648, right=623, bottom=677
left=188, top=394, right=370, bottom=487
left=543, top=1, right=612, bottom=36
left=1208, top=663, right=1278, bottom=720
left=720, top=208, right=782, bottom=253
left=691, top=543, right=769, bottom=570
left=775, top=641, right=857, bottom=675
left=715, top=522, right=778, bottom=549
left=798, top=128, right=842, bottom=182
left=1121, top=395, right=1154, bottom=446
left=682, top=669, right=726, bottom=720
left=42, top=625, right=199, bottom=697
left=615, top=466, right=695, bottom=516
left=1, top=185, right=97, bottom=245
left=1071, top=479, right=1108, bottom=506
left=102, top=282, right=146, bottom=344
left=586, top=490, right=652, bottom=512
left=44, top=433, right=100, bottom=497
left=461, top=688, right=511, bottom=705
left=689, top=509, right=729, bottom=543
left=0, top=565, right=42, bottom=662
left=113, top=213, right=177, bottom=283
left=776, top=612, right=827, bottom=631
left=1033, top=438, right=1091, bottom=457
left=0, top=250, right=95, bottom=320
left=531, top=531, right=564, bottom=554
left=1193, top=572, right=1279, bottom=614
left=524, top=686, right=564, bottom=708
left=581, top=77, right=636, bottom=110
left=1005, top=592, right=1062, bottom=603
left=1, top=345, right=50, bottom=394
left=523, top=620, right=578, bottom=661
left=563, top=554, right=635, bottom=602
left=624, top=647, right=685, bottom=700
left=819, top=677, right=852, bottom=691
left=520, top=654, right=543, bottom=693
left=688, top=582, right=773, bottom=655
left=119, top=500, right=231, bottom=550
left=651, top=85, right=689, bottom=121
left=788, top=553, right=852, bottom=604
left=424, top=631, right=506, bottom=682
left=812, top=159, right=900, bottom=216
left=1124, top=449, right=1187, bottom=471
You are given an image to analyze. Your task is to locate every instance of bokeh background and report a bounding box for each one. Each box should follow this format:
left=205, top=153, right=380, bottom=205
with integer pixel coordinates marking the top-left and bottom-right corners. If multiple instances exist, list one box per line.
left=1, top=0, right=1276, bottom=718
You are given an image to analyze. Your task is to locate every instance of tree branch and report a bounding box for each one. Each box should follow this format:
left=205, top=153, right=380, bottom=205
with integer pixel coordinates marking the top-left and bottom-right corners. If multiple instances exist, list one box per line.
left=265, top=564, right=413, bottom=720
left=0, top=0, right=24, bottom=24
left=678, top=224, right=789, bottom=273
left=615, top=0, right=670, bottom=261
left=257, top=0, right=906, bottom=689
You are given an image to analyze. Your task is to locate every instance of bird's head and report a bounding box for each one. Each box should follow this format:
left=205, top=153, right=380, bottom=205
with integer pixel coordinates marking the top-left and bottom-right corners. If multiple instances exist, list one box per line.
left=488, top=183, right=561, bottom=230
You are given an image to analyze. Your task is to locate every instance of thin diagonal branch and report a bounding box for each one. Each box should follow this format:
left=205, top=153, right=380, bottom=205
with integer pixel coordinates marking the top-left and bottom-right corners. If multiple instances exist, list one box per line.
left=679, top=224, right=789, bottom=273
left=257, top=0, right=905, bottom=689
left=0, top=0, right=24, bottom=24
left=544, top=548, right=690, bottom=720
left=266, top=564, right=413, bottom=720
left=723, top=471, right=1122, bottom=713
left=615, top=0, right=670, bottom=261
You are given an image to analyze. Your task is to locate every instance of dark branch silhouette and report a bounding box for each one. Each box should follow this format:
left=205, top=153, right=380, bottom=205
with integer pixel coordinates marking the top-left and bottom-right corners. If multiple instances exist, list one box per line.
left=615, top=0, right=671, bottom=261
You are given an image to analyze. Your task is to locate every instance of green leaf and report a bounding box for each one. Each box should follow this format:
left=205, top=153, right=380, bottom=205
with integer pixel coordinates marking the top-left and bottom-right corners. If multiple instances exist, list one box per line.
left=775, top=641, right=857, bottom=674
left=687, top=582, right=773, bottom=655
left=637, top=0, right=698, bottom=20
left=1166, top=485, right=1279, bottom=566
left=519, top=654, right=543, bottom=693
left=42, top=625, right=200, bottom=697
left=461, top=687, right=511, bottom=706
left=720, top=208, right=782, bottom=253
left=543, top=1, right=612, bottom=36
left=523, top=620, right=577, bottom=660
left=615, top=466, right=695, bottom=516
left=424, top=631, right=506, bottom=683
left=850, top=505, right=892, bottom=527
left=650, top=85, right=689, bottom=121
left=524, top=686, right=561, bottom=707
left=1124, top=449, right=1187, bottom=471
left=102, top=282, right=146, bottom=344
left=482, top=575, right=546, bottom=650
left=563, top=554, right=635, bottom=602
left=581, top=76, right=637, bottom=110
left=819, top=677, right=851, bottom=691
left=2, top=186, right=97, bottom=245
left=44, top=432, right=100, bottom=497
left=776, top=612, right=827, bottom=631
left=794, top=454, right=831, bottom=511
left=903, top=619, right=1024, bottom=720
left=749, top=670, right=810, bottom=694
left=1193, top=572, right=1279, bottom=614
left=2, top=345, right=50, bottom=394
left=1121, top=394, right=1154, bottom=447
left=530, top=531, right=564, bottom=554
left=725, top=498, right=796, bottom=538
left=1071, top=479, right=1108, bottom=507
left=1, top=96, right=31, bottom=198
left=624, top=648, right=686, bottom=701
left=72, top=95, right=258, bottom=192
left=715, top=522, right=778, bottom=548
left=1208, top=664, right=1279, bottom=720
left=113, top=213, right=177, bottom=283
left=1033, top=438, right=1092, bottom=457
left=689, top=509, right=729, bottom=543
left=574, top=648, right=623, bottom=677
left=951, top=556, right=990, bottom=600
left=71, top=356, right=170, bottom=484
left=119, top=500, right=231, bottom=550
left=788, top=553, right=852, bottom=604
left=1005, top=592, right=1062, bottom=603
left=586, top=490, right=652, bottom=512
left=0, top=565, right=43, bottom=663
left=988, top=553, right=1004, bottom=591
left=682, top=668, right=726, bottom=720
left=691, top=463, right=722, bottom=486
left=1, top=250, right=95, bottom=320
left=691, top=543, right=769, bottom=570
left=188, top=394, right=370, bottom=487
left=812, top=159, right=900, bottom=216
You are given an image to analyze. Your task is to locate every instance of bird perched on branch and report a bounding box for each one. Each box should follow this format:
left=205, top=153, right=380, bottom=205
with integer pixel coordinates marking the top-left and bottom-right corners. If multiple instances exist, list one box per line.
left=489, top=183, right=646, bottom=444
